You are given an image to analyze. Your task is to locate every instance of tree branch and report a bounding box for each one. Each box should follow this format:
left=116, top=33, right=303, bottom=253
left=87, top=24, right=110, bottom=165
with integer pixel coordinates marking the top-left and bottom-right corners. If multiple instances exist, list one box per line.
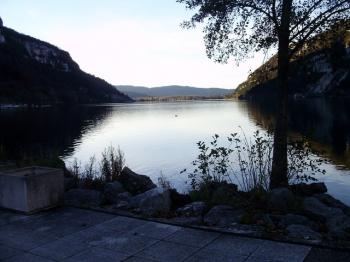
left=234, top=2, right=279, bottom=28
left=290, top=0, right=324, bottom=33
left=290, top=7, right=349, bottom=58
left=290, top=0, right=349, bottom=42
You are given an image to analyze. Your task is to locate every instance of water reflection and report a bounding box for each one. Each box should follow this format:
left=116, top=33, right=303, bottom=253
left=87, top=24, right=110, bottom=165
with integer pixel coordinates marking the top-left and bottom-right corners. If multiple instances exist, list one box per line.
left=0, top=106, right=112, bottom=161
left=246, top=98, right=350, bottom=169
left=0, top=100, right=349, bottom=203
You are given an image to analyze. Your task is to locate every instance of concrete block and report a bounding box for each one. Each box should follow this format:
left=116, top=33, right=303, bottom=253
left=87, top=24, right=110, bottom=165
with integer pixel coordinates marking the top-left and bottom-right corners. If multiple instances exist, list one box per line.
left=0, top=166, right=64, bottom=213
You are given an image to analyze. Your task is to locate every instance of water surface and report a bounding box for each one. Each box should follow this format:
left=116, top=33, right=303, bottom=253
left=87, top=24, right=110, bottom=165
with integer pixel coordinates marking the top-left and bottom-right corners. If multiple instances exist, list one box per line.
left=1, top=100, right=349, bottom=204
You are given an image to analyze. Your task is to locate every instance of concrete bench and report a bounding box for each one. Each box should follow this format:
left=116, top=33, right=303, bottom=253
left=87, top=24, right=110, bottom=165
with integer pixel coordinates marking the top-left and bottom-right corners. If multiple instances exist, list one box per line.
left=0, top=166, right=64, bottom=213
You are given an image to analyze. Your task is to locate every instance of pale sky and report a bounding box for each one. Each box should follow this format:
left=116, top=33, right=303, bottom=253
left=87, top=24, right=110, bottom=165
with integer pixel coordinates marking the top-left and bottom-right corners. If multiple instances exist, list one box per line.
left=1, top=0, right=265, bottom=89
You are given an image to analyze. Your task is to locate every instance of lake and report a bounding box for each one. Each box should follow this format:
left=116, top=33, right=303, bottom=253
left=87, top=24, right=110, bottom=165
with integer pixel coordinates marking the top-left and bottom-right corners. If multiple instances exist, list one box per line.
left=1, top=99, right=349, bottom=204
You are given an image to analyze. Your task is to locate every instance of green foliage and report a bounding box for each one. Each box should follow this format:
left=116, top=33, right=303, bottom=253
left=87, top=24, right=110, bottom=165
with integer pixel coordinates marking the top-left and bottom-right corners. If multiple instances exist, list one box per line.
left=183, top=129, right=326, bottom=192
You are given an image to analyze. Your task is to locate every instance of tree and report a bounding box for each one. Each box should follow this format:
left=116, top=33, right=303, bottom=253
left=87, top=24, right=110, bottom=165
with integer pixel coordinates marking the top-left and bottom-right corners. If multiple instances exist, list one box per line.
left=177, top=0, right=350, bottom=189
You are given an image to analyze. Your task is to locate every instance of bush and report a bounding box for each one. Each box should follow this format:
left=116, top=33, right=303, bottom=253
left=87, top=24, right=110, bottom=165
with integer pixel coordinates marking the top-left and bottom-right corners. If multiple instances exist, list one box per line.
left=182, top=129, right=326, bottom=192
left=68, top=145, right=126, bottom=190
left=100, top=145, right=125, bottom=182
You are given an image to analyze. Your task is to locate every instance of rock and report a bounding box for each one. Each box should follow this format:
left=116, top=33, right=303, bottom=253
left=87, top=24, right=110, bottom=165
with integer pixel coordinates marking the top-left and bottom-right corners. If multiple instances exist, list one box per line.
left=64, top=189, right=102, bottom=206
left=303, top=197, right=350, bottom=239
left=303, top=197, right=343, bottom=221
left=253, top=213, right=275, bottom=228
left=278, top=214, right=312, bottom=228
left=167, top=216, right=203, bottom=226
left=114, top=201, right=129, bottom=209
left=129, top=187, right=171, bottom=216
left=267, top=187, right=295, bottom=211
left=327, top=214, right=350, bottom=240
left=64, top=177, right=77, bottom=191
left=204, top=205, right=244, bottom=227
left=118, top=167, right=156, bottom=195
left=169, top=189, right=191, bottom=210
left=102, top=181, right=126, bottom=204
left=315, top=194, right=350, bottom=214
left=176, top=202, right=207, bottom=217
left=227, top=224, right=264, bottom=236
left=287, top=225, right=322, bottom=243
left=290, top=183, right=327, bottom=196
left=117, top=192, right=132, bottom=201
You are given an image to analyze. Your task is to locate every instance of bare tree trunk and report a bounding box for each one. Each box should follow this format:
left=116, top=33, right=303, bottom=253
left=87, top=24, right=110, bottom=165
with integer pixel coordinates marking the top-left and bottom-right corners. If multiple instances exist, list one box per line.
left=270, top=0, right=292, bottom=189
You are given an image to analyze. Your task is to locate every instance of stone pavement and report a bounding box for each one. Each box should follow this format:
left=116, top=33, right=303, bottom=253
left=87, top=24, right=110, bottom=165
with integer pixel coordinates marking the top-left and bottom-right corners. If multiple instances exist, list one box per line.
left=0, top=207, right=347, bottom=262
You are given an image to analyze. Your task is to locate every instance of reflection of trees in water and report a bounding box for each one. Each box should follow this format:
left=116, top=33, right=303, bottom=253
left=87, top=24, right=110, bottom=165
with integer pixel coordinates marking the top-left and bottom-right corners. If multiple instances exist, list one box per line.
left=245, top=98, right=350, bottom=169
left=0, top=106, right=112, bottom=161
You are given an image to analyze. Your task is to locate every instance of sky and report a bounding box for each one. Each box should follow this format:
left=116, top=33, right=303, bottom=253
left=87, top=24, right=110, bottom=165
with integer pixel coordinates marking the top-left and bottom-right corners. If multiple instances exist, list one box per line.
left=1, top=0, right=265, bottom=89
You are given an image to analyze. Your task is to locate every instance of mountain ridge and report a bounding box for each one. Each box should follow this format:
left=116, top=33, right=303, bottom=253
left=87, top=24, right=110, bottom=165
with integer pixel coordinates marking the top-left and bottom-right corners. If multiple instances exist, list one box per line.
left=115, top=85, right=233, bottom=98
left=0, top=25, right=132, bottom=104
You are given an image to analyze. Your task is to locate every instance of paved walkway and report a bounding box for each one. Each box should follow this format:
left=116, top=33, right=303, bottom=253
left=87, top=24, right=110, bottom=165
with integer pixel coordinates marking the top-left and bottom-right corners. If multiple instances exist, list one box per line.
left=0, top=207, right=347, bottom=262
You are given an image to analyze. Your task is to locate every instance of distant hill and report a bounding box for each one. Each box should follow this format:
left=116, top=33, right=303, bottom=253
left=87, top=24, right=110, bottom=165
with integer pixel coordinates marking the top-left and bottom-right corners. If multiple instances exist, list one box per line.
left=0, top=24, right=132, bottom=104
left=232, top=22, right=350, bottom=99
left=115, top=85, right=233, bottom=99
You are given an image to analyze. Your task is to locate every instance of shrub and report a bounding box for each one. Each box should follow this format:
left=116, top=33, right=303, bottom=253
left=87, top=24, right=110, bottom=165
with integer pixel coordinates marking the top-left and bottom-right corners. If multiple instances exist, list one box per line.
left=182, top=129, right=326, bottom=192
left=158, top=171, right=171, bottom=190
left=100, top=145, right=125, bottom=182
left=68, top=145, right=125, bottom=190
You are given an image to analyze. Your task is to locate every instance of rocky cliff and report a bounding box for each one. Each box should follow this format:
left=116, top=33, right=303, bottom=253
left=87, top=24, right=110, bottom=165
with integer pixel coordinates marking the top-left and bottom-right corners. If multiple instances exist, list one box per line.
left=233, top=24, right=350, bottom=99
left=0, top=24, right=132, bottom=104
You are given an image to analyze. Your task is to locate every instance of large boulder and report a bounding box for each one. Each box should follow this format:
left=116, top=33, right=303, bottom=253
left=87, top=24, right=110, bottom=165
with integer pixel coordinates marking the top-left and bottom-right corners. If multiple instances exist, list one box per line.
left=303, top=197, right=350, bottom=239
left=118, top=167, right=156, bottom=195
left=267, top=187, right=295, bottom=211
left=287, top=225, right=322, bottom=243
left=64, top=189, right=102, bottom=206
left=204, top=205, right=244, bottom=227
left=176, top=201, right=207, bottom=217
left=129, top=187, right=171, bottom=216
left=290, top=183, right=327, bottom=196
left=102, top=181, right=126, bottom=204
left=315, top=194, right=350, bottom=214
left=303, top=197, right=343, bottom=221
left=327, top=214, right=350, bottom=240
left=278, top=214, right=312, bottom=228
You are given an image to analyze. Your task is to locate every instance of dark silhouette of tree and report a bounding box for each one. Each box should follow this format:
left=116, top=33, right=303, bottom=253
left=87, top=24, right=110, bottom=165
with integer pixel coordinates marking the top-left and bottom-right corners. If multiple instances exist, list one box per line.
left=177, top=0, right=350, bottom=189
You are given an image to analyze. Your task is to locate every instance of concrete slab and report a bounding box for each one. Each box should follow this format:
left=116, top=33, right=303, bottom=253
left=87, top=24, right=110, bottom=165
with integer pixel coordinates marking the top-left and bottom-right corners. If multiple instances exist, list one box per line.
left=304, top=247, right=350, bottom=262
left=0, top=245, right=23, bottom=260
left=63, top=247, right=129, bottom=262
left=30, top=238, right=90, bottom=261
left=2, top=253, right=55, bottom=262
left=123, top=256, right=157, bottom=262
left=165, top=228, right=220, bottom=247
left=0, top=224, right=58, bottom=251
left=205, top=235, right=264, bottom=256
left=249, top=241, right=311, bottom=262
left=129, top=221, right=180, bottom=239
left=96, top=216, right=147, bottom=232
left=0, top=207, right=318, bottom=262
left=185, top=248, right=247, bottom=262
left=136, top=240, right=199, bottom=261
left=88, top=232, right=159, bottom=255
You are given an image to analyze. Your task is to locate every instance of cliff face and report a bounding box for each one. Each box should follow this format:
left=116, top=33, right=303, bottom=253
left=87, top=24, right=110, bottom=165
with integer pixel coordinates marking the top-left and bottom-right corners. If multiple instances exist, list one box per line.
left=0, top=26, right=132, bottom=104
left=233, top=25, right=350, bottom=99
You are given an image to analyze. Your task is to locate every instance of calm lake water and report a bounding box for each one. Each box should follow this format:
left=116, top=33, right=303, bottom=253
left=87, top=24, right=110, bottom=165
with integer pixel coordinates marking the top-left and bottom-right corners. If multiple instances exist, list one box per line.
left=1, top=99, right=349, bottom=204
